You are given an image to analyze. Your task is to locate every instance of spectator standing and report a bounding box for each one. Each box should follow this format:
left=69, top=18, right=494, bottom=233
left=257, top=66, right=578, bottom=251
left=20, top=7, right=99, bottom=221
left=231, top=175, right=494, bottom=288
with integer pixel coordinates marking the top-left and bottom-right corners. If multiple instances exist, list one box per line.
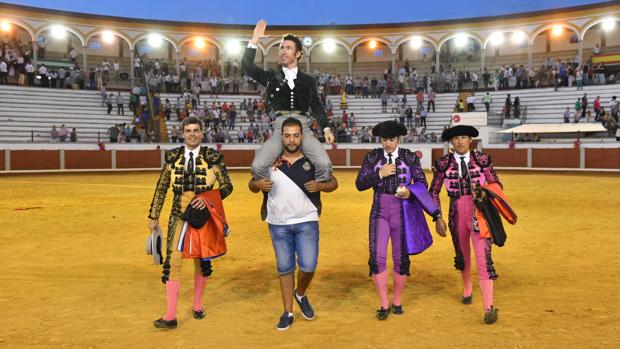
left=483, top=92, right=492, bottom=113
left=108, top=124, right=120, bottom=142
left=237, top=126, right=245, bottom=143
left=38, top=64, right=49, bottom=87
left=416, top=90, right=424, bottom=111
left=113, top=60, right=120, bottom=83
left=50, top=125, right=58, bottom=141
left=25, top=62, right=34, bottom=86
left=405, top=106, right=413, bottom=128
left=106, top=93, right=114, bottom=114
left=563, top=107, right=571, bottom=123
left=576, top=68, right=583, bottom=90
left=171, top=125, right=178, bottom=143
left=574, top=98, right=582, bottom=123
left=594, top=96, right=602, bottom=121
left=116, top=93, right=125, bottom=115
left=504, top=94, right=512, bottom=119
left=609, top=96, right=618, bottom=121
left=420, top=108, right=428, bottom=128
left=391, top=93, right=399, bottom=113
left=466, top=94, right=476, bottom=112
left=513, top=97, right=521, bottom=118
left=427, top=90, right=436, bottom=112
left=58, top=124, right=68, bottom=142
left=581, top=94, right=588, bottom=120
left=102, top=59, right=110, bottom=84
left=0, top=59, right=8, bottom=84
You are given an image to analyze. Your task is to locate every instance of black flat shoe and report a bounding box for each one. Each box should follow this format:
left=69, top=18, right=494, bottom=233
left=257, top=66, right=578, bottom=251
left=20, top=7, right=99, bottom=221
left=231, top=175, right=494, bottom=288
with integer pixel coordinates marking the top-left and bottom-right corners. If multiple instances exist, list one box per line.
left=461, top=295, right=472, bottom=305
left=376, top=307, right=390, bottom=320
left=193, top=309, right=206, bottom=320
left=153, top=317, right=178, bottom=329
left=390, top=304, right=404, bottom=315
left=484, top=307, right=499, bottom=324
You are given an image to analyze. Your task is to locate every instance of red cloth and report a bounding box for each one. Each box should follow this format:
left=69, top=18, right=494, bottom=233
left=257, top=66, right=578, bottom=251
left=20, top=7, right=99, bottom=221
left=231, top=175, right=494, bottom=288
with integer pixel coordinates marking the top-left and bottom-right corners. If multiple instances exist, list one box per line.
left=475, top=182, right=517, bottom=239
left=483, top=182, right=517, bottom=225
left=182, top=190, right=229, bottom=259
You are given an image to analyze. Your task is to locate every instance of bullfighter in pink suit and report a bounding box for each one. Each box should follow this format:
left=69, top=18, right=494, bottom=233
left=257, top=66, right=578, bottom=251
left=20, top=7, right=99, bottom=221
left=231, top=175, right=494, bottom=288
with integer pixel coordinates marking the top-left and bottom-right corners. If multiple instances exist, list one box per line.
left=429, top=125, right=503, bottom=324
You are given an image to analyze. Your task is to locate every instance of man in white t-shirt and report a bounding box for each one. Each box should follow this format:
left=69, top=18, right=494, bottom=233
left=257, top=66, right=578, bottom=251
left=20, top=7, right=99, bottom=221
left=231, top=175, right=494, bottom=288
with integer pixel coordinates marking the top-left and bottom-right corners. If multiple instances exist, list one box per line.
left=102, top=59, right=110, bottom=84
left=69, top=47, right=78, bottom=64
left=249, top=117, right=338, bottom=331
left=113, top=60, right=120, bottom=82
left=466, top=94, right=476, bottom=112
left=38, top=64, right=49, bottom=87
left=25, top=62, right=35, bottom=86
left=210, top=77, right=218, bottom=97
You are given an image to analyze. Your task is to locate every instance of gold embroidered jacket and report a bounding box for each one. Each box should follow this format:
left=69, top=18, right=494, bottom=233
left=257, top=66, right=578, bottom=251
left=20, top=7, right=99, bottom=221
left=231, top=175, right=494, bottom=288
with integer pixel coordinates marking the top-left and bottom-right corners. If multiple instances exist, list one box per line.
left=148, top=146, right=233, bottom=220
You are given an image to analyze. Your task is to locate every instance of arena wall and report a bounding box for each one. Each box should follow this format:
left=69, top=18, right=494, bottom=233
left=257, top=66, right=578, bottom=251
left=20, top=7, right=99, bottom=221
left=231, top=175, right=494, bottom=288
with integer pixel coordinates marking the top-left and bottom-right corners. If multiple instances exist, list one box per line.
left=1, top=143, right=619, bottom=173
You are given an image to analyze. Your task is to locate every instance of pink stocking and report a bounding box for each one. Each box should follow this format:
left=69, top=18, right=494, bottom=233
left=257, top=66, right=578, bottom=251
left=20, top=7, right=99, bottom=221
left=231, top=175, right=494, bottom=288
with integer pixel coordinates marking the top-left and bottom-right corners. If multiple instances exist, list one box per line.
left=479, top=279, right=494, bottom=311
left=163, top=280, right=180, bottom=321
left=372, top=271, right=389, bottom=309
left=193, top=275, right=207, bottom=311
left=392, top=272, right=407, bottom=306
left=462, top=269, right=473, bottom=297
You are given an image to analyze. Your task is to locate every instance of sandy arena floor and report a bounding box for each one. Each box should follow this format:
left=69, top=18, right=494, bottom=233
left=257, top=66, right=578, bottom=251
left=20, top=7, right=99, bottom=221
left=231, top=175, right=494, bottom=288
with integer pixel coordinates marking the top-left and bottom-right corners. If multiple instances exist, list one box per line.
left=0, top=170, right=618, bottom=348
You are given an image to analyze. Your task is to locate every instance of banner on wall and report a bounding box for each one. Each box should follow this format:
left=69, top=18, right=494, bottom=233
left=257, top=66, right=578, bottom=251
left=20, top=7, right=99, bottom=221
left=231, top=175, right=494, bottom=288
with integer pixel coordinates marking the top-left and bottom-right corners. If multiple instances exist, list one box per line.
left=451, top=112, right=488, bottom=127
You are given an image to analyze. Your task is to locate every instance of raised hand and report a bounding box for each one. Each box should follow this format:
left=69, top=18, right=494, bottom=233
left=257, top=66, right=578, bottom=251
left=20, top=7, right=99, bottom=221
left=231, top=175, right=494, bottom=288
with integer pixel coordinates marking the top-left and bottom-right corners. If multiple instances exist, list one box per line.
left=250, top=19, right=268, bottom=45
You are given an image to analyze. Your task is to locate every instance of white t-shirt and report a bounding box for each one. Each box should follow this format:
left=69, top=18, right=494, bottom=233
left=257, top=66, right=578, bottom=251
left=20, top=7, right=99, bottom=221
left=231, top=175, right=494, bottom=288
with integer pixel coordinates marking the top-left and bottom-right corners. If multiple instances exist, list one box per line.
left=265, top=159, right=319, bottom=225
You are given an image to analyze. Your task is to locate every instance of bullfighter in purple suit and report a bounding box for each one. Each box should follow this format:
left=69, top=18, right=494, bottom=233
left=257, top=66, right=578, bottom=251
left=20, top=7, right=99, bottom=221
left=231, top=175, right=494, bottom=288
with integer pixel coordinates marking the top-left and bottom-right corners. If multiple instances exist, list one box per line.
left=429, top=124, right=502, bottom=324
left=355, top=121, right=440, bottom=320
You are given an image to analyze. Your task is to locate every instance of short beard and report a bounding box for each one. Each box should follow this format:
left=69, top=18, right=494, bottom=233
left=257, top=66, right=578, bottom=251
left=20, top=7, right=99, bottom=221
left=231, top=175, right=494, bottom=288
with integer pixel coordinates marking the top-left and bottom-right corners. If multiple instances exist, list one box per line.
left=284, top=144, right=300, bottom=154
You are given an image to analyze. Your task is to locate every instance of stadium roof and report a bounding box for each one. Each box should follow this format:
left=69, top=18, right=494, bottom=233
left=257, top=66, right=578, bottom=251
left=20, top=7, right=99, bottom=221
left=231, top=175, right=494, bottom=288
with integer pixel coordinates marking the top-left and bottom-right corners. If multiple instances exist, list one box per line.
left=0, top=0, right=614, bottom=27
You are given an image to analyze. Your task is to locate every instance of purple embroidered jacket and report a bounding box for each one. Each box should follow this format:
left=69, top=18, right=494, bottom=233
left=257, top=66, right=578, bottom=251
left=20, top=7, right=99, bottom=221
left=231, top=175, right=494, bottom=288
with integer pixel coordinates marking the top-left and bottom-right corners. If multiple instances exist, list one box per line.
left=356, top=148, right=438, bottom=275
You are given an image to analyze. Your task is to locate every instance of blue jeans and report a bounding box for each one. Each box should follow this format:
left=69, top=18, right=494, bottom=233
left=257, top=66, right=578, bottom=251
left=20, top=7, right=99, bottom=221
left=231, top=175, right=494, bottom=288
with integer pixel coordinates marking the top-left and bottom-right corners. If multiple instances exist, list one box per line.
left=268, top=221, right=319, bottom=275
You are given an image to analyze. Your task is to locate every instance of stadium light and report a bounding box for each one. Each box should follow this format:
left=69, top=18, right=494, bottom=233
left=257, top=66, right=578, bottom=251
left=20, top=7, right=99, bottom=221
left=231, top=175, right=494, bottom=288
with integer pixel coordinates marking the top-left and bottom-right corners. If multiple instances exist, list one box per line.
left=101, top=30, right=115, bottom=44
left=410, top=36, right=422, bottom=49
left=322, top=38, right=337, bottom=53
left=194, top=38, right=206, bottom=49
left=0, top=20, right=11, bottom=33
left=489, top=32, right=504, bottom=46
left=551, top=25, right=563, bottom=36
left=511, top=31, right=526, bottom=44
left=148, top=33, right=163, bottom=48
left=226, top=40, right=241, bottom=55
left=50, top=25, right=66, bottom=39
left=368, top=40, right=377, bottom=49
left=454, top=33, right=468, bottom=47
left=602, top=18, right=616, bottom=32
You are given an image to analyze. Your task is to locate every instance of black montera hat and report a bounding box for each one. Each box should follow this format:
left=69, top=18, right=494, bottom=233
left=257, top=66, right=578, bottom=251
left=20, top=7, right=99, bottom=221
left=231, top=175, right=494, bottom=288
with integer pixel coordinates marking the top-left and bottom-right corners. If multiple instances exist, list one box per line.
left=372, top=121, right=408, bottom=139
left=441, top=125, right=479, bottom=142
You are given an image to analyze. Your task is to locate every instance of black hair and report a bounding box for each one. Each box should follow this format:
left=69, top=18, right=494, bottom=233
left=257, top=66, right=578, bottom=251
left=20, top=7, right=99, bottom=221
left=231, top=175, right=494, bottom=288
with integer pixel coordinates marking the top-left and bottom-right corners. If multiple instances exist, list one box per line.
left=281, top=117, right=302, bottom=134
left=181, top=116, right=203, bottom=131
left=281, top=34, right=303, bottom=62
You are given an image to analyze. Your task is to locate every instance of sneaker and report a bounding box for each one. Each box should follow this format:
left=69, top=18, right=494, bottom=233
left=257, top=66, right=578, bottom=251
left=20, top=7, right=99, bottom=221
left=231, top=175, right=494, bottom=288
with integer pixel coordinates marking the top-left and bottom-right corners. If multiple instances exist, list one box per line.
left=461, top=295, right=472, bottom=305
left=390, top=304, right=404, bottom=315
left=294, top=290, right=315, bottom=320
left=153, top=317, right=178, bottom=329
left=376, top=307, right=390, bottom=320
left=276, top=312, right=294, bottom=331
left=484, top=307, right=499, bottom=324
